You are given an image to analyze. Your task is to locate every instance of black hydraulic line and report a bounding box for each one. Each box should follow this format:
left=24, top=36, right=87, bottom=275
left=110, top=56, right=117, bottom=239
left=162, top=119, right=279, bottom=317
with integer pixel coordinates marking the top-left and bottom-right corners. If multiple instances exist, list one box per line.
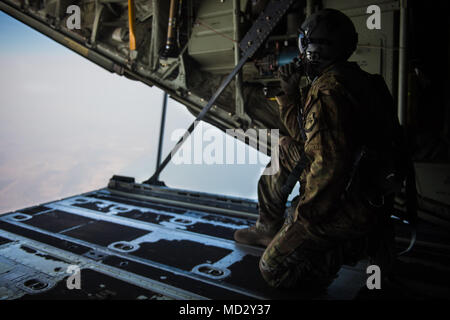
left=154, top=92, right=168, bottom=182
left=144, top=0, right=295, bottom=185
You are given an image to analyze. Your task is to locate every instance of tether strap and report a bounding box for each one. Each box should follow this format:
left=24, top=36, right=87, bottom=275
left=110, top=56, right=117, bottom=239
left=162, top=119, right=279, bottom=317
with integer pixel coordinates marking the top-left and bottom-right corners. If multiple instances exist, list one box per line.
left=279, top=99, right=309, bottom=199
left=398, top=227, right=417, bottom=256
left=279, top=93, right=310, bottom=199
left=397, top=156, right=418, bottom=256
left=281, top=152, right=308, bottom=199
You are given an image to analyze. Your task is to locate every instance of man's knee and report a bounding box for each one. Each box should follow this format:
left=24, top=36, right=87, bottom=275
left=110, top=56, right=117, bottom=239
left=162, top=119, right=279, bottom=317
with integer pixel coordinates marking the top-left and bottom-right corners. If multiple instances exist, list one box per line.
left=258, top=252, right=303, bottom=289
left=259, top=254, right=283, bottom=288
left=258, top=241, right=296, bottom=288
left=259, top=242, right=341, bottom=290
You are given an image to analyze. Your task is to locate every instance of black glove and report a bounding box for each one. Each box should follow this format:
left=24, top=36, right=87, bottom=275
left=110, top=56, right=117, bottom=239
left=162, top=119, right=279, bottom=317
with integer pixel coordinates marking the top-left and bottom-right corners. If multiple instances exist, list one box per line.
left=278, top=59, right=302, bottom=97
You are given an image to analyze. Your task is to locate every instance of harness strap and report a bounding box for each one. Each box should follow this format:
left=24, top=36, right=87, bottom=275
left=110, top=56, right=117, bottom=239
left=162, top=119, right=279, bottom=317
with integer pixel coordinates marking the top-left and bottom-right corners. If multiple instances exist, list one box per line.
left=281, top=152, right=308, bottom=199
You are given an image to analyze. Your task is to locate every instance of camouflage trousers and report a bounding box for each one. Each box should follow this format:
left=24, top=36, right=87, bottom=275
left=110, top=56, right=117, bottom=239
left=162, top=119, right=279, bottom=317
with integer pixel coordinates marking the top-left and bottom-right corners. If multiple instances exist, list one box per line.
left=258, top=216, right=370, bottom=289
left=258, top=212, right=394, bottom=289
left=256, top=136, right=372, bottom=289
left=256, top=136, right=303, bottom=232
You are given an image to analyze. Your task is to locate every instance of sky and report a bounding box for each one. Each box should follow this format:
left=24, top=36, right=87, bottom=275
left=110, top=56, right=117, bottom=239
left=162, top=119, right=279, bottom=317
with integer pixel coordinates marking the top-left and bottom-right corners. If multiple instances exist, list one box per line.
left=0, top=11, right=277, bottom=213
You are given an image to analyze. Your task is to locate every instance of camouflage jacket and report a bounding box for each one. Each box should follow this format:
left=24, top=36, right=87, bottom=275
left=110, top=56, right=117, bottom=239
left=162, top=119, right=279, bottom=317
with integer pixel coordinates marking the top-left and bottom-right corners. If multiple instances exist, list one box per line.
left=275, top=61, right=380, bottom=240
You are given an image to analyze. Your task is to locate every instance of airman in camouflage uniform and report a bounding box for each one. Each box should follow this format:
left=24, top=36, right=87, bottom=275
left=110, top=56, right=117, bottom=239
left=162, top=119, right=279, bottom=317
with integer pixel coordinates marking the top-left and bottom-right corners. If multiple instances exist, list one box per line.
left=234, top=9, right=397, bottom=289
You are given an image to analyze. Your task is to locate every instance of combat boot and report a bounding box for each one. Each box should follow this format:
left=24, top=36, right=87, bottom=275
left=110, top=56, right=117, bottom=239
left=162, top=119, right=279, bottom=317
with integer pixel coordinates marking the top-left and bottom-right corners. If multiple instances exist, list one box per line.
left=234, top=225, right=277, bottom=247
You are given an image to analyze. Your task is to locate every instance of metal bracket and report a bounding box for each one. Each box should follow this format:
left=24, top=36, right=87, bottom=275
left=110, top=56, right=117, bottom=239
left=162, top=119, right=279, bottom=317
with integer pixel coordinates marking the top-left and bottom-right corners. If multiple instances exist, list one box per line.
left=233, top=0, right=251, bottom=126
left=90, top=0, right=105, bottom=46
left=239, top=0, right=295, bottom=57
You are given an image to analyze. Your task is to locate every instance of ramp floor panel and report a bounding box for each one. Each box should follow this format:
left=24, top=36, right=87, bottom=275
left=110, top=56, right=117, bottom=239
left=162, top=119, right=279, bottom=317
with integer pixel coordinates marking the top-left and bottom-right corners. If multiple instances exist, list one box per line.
left=62, top=220, right=151, bottom=247
left=0, top=188, right=369, bottom=300
left=102, top=256, right=251, bottom=300
left=22, top=210, right=94, bottom=233
left=19, top=269, right=168, bottom=300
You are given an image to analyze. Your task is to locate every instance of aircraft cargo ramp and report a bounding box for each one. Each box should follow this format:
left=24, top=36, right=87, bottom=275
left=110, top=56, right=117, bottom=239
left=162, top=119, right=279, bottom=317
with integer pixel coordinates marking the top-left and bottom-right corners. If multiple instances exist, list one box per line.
left=0, top=175, right=371, bottom=300
left=1, top=176, right=450, bottom=300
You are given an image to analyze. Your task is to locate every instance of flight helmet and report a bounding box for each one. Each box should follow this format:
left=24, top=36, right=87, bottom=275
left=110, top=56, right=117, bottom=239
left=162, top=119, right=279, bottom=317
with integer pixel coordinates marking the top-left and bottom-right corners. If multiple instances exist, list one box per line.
left=298, top=9, right=358, bottom=78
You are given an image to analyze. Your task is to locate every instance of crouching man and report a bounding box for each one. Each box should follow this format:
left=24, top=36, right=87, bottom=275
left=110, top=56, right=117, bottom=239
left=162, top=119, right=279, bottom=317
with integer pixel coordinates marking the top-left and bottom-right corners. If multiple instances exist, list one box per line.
left=235, top=9, right=403, bottom=289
